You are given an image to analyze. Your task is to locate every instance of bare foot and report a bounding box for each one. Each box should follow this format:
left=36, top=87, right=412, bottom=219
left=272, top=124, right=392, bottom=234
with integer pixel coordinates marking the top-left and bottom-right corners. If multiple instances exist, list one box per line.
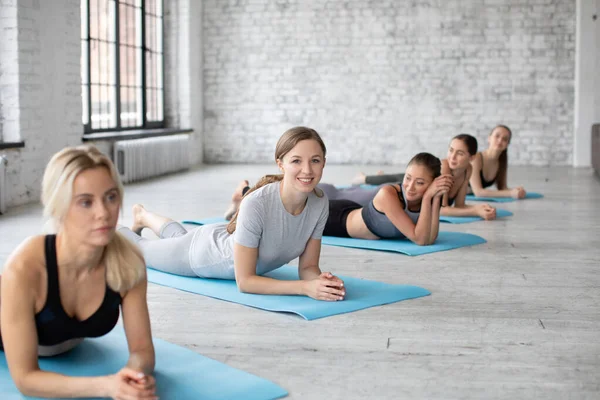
left=351, top=172, right=366, bottom=186
left=224, top=180, right=249, bottom=220
left=131, top=204, right=147, bottom=235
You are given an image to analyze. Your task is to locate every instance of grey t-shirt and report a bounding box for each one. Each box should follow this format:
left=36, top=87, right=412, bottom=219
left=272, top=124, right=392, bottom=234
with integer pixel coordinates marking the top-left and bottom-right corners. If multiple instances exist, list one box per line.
left=189, top=182, right=328, bottom=279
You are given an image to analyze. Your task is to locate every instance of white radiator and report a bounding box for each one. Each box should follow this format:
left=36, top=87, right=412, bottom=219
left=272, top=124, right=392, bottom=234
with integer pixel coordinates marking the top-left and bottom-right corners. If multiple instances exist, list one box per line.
left=113, top=135, right=191, bottom=184
left=0, top=155, right=7, bottom=214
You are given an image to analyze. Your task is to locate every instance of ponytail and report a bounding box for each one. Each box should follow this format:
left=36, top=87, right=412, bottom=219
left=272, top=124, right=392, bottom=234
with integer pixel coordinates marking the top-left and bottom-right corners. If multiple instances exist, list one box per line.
left=226, top=174, right=283, bottom=234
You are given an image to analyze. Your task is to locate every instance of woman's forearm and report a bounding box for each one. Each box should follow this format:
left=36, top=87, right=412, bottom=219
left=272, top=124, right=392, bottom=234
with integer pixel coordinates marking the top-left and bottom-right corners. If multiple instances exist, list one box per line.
left=127, top=348, right=155, bottom=376
left=298, top=265, right=321, bottom=281
left=428, top=197, right=442, bottom=244
left=472, top=187, right=513, bottom=198
left=440, top=204, right=479, bottom=217
left=16, top=370, right=109, bottom=398
left=236, top=274, right=306, bottom=296
left=413, top=195, right=434, bottom=245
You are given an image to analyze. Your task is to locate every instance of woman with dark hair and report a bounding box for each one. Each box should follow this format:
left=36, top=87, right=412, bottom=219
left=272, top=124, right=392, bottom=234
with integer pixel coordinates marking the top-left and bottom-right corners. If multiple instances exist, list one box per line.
left=322, top=153, right=452, bottom=246
left=469, top=125, right=526, bottom=199
left=439, top=134, right=496, bottom=219
left=327, top=134, right=497, bottom=220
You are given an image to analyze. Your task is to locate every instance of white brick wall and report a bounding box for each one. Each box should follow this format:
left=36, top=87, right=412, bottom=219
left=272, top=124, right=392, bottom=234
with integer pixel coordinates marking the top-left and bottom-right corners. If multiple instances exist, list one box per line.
left=164, top=0, right=204, bottom=165
left=1, top=0, right=202, bottom=209
left=0, top=0, right=20, bottom=143
left=203, top=0, right=576, bottom=166
left=574, top=0, right=600, bottom=167
left=0, top=0, right=82, bottom=208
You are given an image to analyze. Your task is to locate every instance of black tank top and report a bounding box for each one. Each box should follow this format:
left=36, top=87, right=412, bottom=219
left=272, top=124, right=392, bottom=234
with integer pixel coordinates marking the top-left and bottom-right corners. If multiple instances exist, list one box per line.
left=479, top=153, right=497, bottom=188
left=0, top=235, right=121, bottom=349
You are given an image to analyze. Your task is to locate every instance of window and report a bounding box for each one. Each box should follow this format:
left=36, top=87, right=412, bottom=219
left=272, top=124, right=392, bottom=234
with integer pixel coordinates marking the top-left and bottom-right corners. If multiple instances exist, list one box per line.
left=81, top=0, right=164, bottom=133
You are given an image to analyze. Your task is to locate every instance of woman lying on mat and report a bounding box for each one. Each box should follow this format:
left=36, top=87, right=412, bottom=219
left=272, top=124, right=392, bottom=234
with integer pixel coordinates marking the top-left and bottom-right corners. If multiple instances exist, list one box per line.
left=438, top=134, right=496, bottom=219
left=0, top=146, right=156, bottom=399
left=354, top=125, right=526, bottom=200
left=119, top=127, right=345, bottom=302
left=468, top=124, right=526, bottom=199
left=334, top=135, right=499, bottom=219
left=322, top=153, right=452, bottom=246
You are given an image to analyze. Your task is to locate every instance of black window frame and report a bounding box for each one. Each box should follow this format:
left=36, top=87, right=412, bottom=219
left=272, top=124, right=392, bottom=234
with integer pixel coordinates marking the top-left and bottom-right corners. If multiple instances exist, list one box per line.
left=81, top=0, right=165, bottom=134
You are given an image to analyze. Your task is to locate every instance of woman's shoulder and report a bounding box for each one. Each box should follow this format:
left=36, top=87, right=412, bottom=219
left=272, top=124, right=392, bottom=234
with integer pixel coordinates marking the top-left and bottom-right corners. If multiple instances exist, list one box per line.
left=471, top=152, right=483, bottom=167
left=374, top=184, right=403, bottom=205
left=2, top=235, right=46, bottom=283
left=245, top=181, right=279, bottom=201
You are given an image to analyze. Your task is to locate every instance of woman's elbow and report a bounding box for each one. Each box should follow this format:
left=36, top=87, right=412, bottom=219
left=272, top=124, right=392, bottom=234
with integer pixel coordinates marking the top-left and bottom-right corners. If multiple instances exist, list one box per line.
left=235, top=278, right=252, bottom=294
left=413, top=238, right=429, bottom=246
left=14, top=375, right=36, bottom=397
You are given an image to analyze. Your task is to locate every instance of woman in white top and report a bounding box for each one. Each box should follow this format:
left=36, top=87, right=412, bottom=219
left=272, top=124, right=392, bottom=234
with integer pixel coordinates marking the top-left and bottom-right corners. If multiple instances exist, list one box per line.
left=119, top=127, right=345, bottom=301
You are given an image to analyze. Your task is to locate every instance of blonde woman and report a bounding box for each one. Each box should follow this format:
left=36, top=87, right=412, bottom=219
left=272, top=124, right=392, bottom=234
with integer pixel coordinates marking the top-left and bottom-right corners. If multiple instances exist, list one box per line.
left=0, top=146, right=156, bottom=399
left=120, top=127, right=346, bottom=301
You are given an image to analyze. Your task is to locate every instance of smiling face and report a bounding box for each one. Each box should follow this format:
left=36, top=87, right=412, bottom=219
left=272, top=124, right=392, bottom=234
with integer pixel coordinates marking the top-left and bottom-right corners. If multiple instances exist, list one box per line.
left=402, top=163, right=435, bottom=202
left=62, top=167, right=121, bottom=247
left=488, top=126, right=511, bottom=152
left=447, top=138, right=472, bottom=170
left=276, top=139, right=326, bottom=194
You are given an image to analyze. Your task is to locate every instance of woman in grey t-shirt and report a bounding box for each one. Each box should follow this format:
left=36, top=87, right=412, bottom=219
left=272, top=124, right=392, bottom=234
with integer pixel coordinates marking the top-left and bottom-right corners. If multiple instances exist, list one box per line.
left=119, top=127, right=346, bottom=301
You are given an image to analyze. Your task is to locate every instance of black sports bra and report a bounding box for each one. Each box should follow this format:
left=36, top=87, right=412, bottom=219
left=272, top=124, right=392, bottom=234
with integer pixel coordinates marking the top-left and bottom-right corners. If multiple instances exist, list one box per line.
left=0, top=235, right=121, bottom=349
left=479, top=153, right=497, bottom=188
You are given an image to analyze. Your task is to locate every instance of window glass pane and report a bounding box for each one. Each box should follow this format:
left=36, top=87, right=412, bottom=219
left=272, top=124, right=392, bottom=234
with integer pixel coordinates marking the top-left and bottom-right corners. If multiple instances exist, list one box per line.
left=84, top=0, right=162, bottom=132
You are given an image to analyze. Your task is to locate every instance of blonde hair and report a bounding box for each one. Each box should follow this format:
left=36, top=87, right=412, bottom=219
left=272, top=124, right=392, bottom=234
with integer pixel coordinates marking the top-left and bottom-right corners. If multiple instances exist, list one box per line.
left=41, top=145, right=145, bottom=292
left=226, top=127, right=327, bottom=234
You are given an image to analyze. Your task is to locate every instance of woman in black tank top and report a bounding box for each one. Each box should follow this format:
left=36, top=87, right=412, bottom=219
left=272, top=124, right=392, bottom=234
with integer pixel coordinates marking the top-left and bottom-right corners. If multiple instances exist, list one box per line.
left=440, top=134, right=497, bottom=220
left=324, top=153, right=453, bottom=246
left=346, top=134, right=499, bottom=220
left=469, top=125, right=527, bottom=199
left=0, top=146, right=157, bottom=399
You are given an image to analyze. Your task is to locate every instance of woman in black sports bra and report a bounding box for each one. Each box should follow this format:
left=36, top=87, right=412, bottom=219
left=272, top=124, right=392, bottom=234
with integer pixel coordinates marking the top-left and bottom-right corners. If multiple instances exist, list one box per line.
left=0, top=146, right=157, bottom=399
left=323, top=153, right=453, bottom=245
left=439, top=134, right=496, bottom=220
left=469, top=125, right=527, bottom=199
left=348, top=135, right=498, bottom=220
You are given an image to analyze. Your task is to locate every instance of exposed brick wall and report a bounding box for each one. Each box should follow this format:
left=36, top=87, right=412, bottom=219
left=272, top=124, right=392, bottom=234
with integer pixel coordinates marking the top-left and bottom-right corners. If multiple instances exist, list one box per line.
left=164, top=0, right=204, bottom=164
left=0, top=0, right=20, bottom=143
left=203, top=0, right=575, bottom=166
left=0, top=0, right=82, bottom=207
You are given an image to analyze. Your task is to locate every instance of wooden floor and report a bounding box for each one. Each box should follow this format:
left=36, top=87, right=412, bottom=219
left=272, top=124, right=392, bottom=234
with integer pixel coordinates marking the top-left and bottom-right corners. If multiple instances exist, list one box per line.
left=1, top=164, right=599, bottom=399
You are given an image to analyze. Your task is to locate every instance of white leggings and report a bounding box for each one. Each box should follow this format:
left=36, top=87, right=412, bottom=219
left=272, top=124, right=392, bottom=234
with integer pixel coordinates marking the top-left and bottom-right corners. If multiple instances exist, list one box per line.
left=118, top=221, right=197, bottom=276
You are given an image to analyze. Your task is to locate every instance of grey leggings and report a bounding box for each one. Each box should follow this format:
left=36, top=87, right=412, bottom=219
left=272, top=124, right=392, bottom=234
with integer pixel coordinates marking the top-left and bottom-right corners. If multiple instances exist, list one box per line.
left=317, top=183, right=383, bottom=207
left=365, top=173, right=404, bottom=185
left=118, top=221, right=197, bottom=277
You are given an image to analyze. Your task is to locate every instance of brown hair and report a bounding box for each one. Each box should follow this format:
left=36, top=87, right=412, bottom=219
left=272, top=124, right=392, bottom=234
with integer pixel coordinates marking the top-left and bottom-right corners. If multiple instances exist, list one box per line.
left=491, top=124, right=512, bottom=189
left=452, top=133, right=478, bottom=156
left=226, top=127, right=327, bottom=234
left=407, top=152, right=442, bottom=179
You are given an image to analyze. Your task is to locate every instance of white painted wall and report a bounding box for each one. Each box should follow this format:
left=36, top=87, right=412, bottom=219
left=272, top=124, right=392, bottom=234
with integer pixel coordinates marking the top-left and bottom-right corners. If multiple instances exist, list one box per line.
left=574, top=0, right=600, bottom=167
left=203, top=0, right=576, bottom=166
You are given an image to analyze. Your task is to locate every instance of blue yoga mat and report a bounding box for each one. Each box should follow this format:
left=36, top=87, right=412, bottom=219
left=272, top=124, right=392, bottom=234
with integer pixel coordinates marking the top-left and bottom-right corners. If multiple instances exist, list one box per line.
left=0, top=329, right=287, bottom=400
left=439, top=208, right=513, bottom=224
left=465, top=192, right=543, bottom=203
left=320, top=231, right=486, bottom=255
left=183, top=218, right=486, bottom=256
left=147, top=266, right=430, bottom=320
